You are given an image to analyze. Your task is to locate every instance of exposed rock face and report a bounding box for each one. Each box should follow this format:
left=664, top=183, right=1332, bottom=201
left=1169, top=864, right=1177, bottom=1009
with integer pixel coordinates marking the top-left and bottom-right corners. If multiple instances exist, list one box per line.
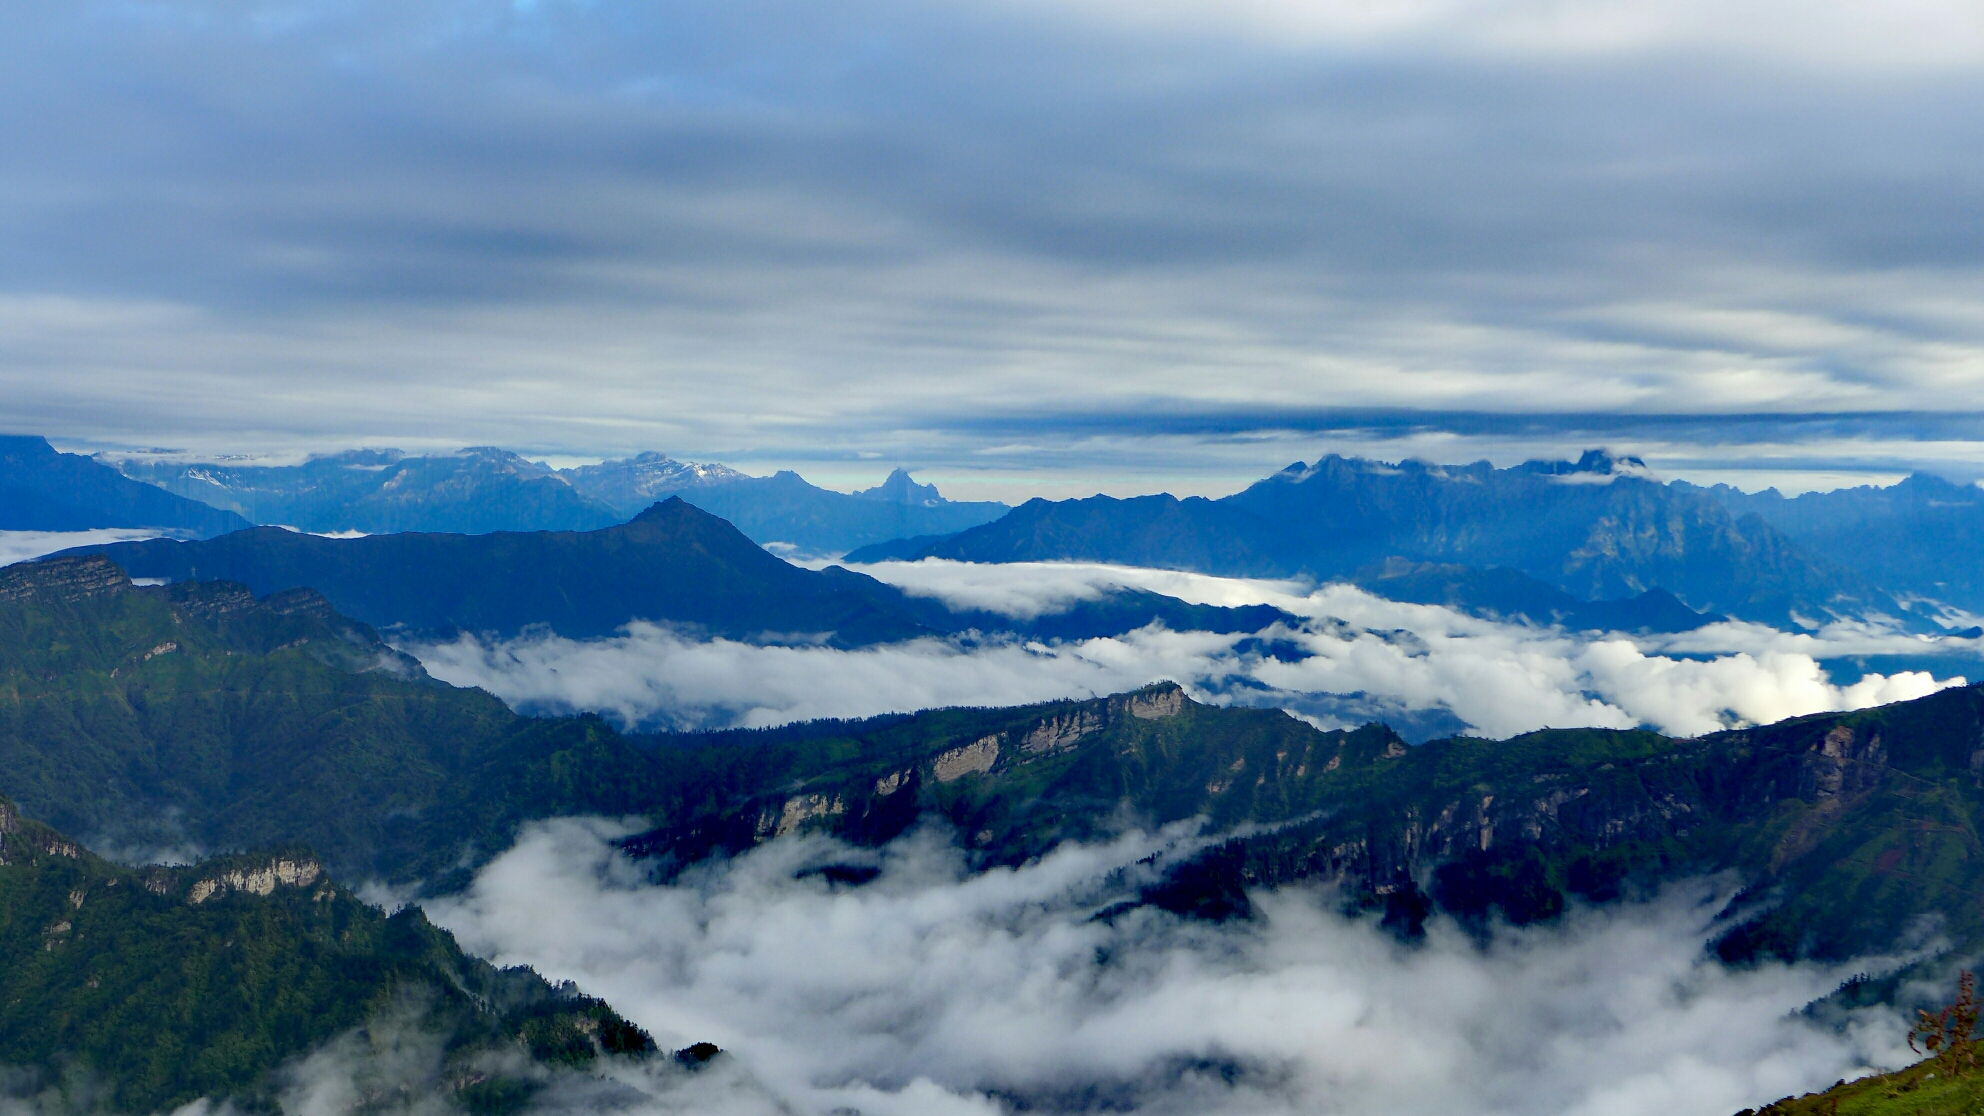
left=0, top=555, right=128, bottom=605
left=166, top=581, right=260, bottom=622
left=27, top=833, right=80, bottom=860
left=257, top=587, right=339, bottom=620
left=1118, top=686, right=1187, bottom=720
left=768, top=794, right=844, bottom=837
left=187, top=857, right=323, bottom=904
left=1024, top=711, right=1102, bottom=754
left=0, top=801, right=15, bottom=836
left=933, top=736, right=1001, bottom=782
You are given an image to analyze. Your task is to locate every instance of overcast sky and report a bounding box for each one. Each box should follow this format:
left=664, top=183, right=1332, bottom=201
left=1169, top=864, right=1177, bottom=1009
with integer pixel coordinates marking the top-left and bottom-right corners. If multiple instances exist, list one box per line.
left=6, top=1, right=1984, bottom=498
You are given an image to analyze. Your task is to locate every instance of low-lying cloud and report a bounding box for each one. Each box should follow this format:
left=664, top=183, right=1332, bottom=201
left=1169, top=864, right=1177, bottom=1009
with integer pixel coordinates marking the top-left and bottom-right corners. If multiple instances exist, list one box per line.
left=405, top=561, right=1968, bottom=738
left=425, top=819, right=1912, bottom=1116
left=0, top=529, right=162, bottom=569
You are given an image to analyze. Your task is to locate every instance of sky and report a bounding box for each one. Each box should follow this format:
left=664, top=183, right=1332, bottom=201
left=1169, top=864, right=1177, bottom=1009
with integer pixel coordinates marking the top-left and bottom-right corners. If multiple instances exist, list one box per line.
left=7, top=1, right=1984, bottom=499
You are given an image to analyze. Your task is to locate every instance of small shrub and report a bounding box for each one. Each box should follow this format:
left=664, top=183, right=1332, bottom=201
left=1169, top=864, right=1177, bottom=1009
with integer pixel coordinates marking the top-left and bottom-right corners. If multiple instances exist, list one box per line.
left=1911, top=970, right=1982, bottom=1078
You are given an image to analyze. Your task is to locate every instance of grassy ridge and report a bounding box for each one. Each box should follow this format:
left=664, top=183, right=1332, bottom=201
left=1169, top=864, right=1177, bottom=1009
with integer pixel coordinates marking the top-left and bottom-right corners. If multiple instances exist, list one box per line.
left=0, top=556, right=675, bottom=889
left=1741, top=1057, right=1984, bottom=1114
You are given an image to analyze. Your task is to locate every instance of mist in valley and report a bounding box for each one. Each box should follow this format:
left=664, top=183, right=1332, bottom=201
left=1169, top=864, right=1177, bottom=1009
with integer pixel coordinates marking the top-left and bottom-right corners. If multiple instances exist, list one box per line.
left=405, top=561, right=1966, bottom=739
left=418, top=819, right=1916, bottom=1116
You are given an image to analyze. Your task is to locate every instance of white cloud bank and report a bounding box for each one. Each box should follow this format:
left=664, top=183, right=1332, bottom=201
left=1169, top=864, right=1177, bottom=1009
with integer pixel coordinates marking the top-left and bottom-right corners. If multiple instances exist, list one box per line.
left=404, top=561, right=1968, bottom=738
left=0, top=529, right=162, bottom=568
left=426, top=819, right=1913, bottom=1116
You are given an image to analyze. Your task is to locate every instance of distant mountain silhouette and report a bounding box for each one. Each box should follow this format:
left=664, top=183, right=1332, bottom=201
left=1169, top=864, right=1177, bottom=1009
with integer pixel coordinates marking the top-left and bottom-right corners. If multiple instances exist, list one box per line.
left=894, top=492, right=1281, bottom=574
left=852, top=450, right=1899, bottom=629
left=109, top=446, right=622, bottom=534
left=106, top=446, right=1009, bottom=554
left=0, top=435, right=247, bottom=536
left=560, top=454, right=1008, bottom=555
left=854, top=467, right=945, bottom=505
left=66, top=498, right=1291, bottom=645
left=1694, top=471, right=1984, bottom=615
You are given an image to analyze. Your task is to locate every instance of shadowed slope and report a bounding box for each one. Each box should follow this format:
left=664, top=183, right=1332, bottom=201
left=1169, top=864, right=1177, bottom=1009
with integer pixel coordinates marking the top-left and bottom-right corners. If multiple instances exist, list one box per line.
left=859, top=452, right=1895, bottom=629
left=70, top=498, right=940, bottom=644
left=0, top=435, right=248, bottom=536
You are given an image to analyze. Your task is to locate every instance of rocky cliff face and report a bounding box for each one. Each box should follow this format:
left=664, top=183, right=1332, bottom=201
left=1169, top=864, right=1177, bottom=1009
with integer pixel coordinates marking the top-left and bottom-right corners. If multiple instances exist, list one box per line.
left=186, top=856, right=325, bottom=904
left=0, top=554, right=130, bottom=604
left=621, top=680, right=1984, bottom=962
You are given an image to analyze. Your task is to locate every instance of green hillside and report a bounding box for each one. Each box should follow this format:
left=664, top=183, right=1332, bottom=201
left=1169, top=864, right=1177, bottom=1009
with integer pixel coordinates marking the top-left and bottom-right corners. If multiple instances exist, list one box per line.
left=0, top=554, right=677, bottom=890
left=1739, top=1024, right=1984, bottom=1116
left=625, top=680, right=1984, bottom=962
left=0, top=795, right=653, bottom=1113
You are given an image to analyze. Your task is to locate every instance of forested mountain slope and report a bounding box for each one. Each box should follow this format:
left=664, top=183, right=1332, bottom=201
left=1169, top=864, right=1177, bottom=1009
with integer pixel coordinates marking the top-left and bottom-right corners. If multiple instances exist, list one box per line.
left=0, top=554, right=668, bottom=886
left=622, top=680, right=1984, bottom=962
left=12, top=551, right=1984, bottom=967
left=0, top=795, right=653, bottom=1113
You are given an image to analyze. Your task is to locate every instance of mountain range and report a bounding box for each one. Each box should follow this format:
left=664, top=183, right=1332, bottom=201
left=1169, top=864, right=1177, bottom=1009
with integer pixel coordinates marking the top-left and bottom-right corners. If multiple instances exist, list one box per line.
left=112, top=446, right=622, bottom=535
left=63, top=497, right=1292, bottom=646
left=0, top=436, right=247, bottom=537
left=849, top=450, right=1915, bottom=630
left=1694, top=471, right=1984, bottom=616
left=9, top=549, right=1984, bottom=1108
left=15, top=438, right=1984, bottom=1113
left=104, top=445, right=1007, bottom=554
left=558, top=455, right=1009, bottom=553
left=7, top=552, right=1982, bottom=968
left=55, top=436, right=1984, bottom=633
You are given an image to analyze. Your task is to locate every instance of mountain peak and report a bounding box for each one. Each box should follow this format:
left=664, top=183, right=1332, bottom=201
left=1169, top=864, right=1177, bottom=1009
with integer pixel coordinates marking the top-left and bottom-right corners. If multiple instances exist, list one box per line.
left=628, top=494, right=691, bottom=521
left=0, top=434, right=59, bottom=461
left=1517, top=448, right=1657, bottom=484
left=856, top=467, right=944, bottom=506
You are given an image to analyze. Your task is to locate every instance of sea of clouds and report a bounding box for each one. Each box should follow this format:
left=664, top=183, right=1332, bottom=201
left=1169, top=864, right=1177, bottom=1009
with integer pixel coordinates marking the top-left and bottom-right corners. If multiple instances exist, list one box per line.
left=405, top=559, right=1973, bottom=739
left=406, top=818, right=1916, bottom=1116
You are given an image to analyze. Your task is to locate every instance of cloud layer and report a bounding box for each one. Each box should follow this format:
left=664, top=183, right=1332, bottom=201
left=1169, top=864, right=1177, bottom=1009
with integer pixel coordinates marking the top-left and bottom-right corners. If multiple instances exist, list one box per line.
left=7, top=1, right=1984, bottom=489
left=427, top=819, right=1912, bottom=1116
left=0, top=530, right=163, bottom=569
left=406, top=560, right=1968, bottom=738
